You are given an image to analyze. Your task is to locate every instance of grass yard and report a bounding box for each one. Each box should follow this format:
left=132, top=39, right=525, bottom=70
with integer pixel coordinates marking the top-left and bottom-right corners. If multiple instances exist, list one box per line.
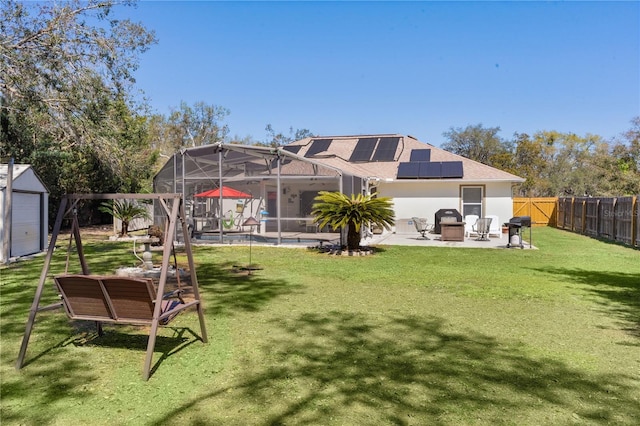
left=1, top=227, right=639, bottom=425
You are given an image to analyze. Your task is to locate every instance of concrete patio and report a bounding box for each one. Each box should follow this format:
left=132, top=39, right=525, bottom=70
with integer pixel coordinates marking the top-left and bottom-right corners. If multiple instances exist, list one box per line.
left=365, top=231, right=536, bottom=249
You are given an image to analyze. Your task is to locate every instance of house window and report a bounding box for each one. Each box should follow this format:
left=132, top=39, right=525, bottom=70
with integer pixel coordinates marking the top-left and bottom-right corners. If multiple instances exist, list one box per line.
left=461, top=186, right=483, bottom=217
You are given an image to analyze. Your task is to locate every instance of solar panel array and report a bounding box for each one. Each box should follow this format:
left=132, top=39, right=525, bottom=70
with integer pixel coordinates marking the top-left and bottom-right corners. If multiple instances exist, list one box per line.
left=371, top=137, right=400, bottom=162
left=349, top=136, right=400, bottom=162
left=397, top=148, right=464, bottom=179
left=410, top=149, right=431, bottom=162
left=304, top=139, right=332, bottom=157
left=349, top=138, right=378, bottom=162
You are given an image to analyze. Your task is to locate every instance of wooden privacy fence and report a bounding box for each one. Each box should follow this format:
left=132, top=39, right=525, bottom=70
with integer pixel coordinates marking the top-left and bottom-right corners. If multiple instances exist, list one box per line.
left=512, top=198, right=557, bottom=227
left=557, top=196, right=639, bottom=247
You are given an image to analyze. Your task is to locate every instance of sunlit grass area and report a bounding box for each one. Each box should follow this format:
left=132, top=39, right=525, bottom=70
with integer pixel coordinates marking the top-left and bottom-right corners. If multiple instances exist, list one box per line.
left=1, top=227, right=639, bottom=425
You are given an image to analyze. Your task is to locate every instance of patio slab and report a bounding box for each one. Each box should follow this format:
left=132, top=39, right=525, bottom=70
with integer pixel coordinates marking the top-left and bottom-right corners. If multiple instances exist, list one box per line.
left=365, top=232, right=536, bottom=249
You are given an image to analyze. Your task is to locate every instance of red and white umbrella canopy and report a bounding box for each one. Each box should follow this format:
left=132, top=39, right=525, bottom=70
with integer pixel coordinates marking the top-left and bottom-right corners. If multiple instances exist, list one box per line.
left=194, top=186, right=252, bottom=199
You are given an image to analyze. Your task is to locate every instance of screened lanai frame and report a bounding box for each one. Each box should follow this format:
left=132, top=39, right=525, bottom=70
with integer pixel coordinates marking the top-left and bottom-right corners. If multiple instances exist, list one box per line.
left=153, top=142, right=369, bottom=245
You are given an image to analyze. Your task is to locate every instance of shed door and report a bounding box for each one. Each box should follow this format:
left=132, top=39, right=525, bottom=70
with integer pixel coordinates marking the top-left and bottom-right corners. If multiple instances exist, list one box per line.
left=11, top=192, right=41, bottom=257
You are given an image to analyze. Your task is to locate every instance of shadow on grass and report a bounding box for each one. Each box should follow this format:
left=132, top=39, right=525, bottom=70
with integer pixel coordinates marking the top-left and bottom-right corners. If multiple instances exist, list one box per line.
left=531, top=267, right=640, bottom=336
left=2, top=242, right=301, bottom=417
left=194, top=260, right=302, bottom=315
left=152, top=312, right=639, bottom=425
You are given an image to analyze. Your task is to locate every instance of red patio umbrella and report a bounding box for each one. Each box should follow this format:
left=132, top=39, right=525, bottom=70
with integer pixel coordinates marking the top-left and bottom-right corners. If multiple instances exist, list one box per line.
left=194, top=186, right=252, bottom=199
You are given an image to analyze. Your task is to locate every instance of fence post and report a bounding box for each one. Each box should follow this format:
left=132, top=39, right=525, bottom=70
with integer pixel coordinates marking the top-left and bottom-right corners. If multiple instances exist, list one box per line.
left=632, top=196, right=637, bottom=247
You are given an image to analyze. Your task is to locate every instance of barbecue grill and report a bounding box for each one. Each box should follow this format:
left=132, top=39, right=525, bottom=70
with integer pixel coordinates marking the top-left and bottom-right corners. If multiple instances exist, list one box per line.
left=506, top=216, right=531, bottom=249
left=434, top=209, right=462, bottom=234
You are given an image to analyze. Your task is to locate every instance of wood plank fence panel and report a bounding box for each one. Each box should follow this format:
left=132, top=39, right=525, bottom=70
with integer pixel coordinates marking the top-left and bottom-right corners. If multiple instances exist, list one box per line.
left=514, top=197, right=558, bottom=227
left=615, top=197, right=634, bottom=245
left=556, top=198, right=566, bottom=229
left=584, top=198, right=600, bottom=237
left=599, top=198, right=616, bottom=239
left=572, top=197, right=587, bottom=233
left=557, top=198, right=574, bottom=230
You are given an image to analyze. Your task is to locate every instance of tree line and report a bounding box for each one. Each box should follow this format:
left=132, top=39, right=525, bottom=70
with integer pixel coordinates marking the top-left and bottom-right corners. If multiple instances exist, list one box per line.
left=441, top=121, right=640, bottom=197
left=2, top=1, right=638, bottom=226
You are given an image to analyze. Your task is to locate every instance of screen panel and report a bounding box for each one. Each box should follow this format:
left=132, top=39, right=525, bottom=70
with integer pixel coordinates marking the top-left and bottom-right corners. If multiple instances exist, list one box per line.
left=409, top=149, right=431, bottom=162
left=371, top=137, right=399, bottom=161
left=304, top=139, right=332, bottom=157
left=349, top=138, right=378, bottom=162
left=396, top=162, right=421, bottom=178
left=441, top=161, right=464, bottom=178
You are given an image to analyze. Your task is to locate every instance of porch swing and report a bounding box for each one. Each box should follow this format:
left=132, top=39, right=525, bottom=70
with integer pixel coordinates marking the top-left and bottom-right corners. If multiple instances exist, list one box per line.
left=15, top=193, right=208, bottom=380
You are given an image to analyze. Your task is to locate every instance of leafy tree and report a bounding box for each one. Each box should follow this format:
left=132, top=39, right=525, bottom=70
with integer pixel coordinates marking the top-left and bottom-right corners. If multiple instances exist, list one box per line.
left=163, top=101, right=230, bottom=151
left=1, top=0, right=158, bottom=223
left=263, top=124, right=314, bottom=147
left=441, top=123, right=510, bottom=167
left=312, top=191, right=394, bottom=251
left=99, top=199, right=150, bottom=237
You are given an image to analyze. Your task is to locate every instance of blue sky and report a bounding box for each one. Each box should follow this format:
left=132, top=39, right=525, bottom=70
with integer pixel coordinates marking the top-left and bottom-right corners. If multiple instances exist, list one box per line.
left=121, top=1, right=639, bottom=146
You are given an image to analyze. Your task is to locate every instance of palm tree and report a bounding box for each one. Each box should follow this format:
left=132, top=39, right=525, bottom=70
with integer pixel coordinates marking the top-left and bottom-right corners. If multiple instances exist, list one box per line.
left=311, top=191, right=395, bottom=251
left=99, top=199, right=151, bottom=237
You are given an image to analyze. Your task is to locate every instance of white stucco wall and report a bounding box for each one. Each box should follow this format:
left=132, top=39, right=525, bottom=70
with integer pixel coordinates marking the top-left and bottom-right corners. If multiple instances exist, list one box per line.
left=376, top=180, right=515, bottom=233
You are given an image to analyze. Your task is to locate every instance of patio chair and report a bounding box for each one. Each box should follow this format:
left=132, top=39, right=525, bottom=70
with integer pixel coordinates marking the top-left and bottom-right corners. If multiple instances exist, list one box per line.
left=464, top=215, right=479, bottom=238
left=411, top=217, right=431, bottom=240
left=485, top=215, right=502, bottom=238
left=472, top=217, right=492, bottom=241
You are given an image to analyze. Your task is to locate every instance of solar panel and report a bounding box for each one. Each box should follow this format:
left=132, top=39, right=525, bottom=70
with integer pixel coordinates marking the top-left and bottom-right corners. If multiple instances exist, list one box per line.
left=304, top=139, right=332, bottom=157
left=409, top=149, right=431, bottom=162
left=282, top=145, right=302, bottom=154
left=278, top=145, right=302, bottom=165
left=419, top=162, right=442, bottom=178
left=396, top=162, right=420, bottom=178
left=371, top=137, right=399, bottom=161
left=349, top=138, right=378, bottom=162
left=441, top=161, right=464, bottom=178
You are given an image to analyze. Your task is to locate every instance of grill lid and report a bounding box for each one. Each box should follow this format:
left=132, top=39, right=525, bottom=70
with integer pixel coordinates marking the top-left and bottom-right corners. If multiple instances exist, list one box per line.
left=509, top=216, right=531, bottom=227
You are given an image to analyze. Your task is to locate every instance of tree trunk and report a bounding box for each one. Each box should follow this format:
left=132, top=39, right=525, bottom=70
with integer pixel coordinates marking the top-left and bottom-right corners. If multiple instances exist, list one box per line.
left=346, top=222, right=361, bottom=251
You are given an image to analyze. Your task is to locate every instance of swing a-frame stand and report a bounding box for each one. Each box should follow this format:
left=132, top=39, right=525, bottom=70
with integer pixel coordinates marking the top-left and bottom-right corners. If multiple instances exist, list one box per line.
left=15, top=193, right=208, bottom=380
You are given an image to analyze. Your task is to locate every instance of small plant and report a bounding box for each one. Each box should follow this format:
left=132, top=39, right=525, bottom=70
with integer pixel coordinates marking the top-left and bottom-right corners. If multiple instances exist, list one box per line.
left=311, top=191, right=395, bottom=251
left=99, top=199, right=151, bottom=237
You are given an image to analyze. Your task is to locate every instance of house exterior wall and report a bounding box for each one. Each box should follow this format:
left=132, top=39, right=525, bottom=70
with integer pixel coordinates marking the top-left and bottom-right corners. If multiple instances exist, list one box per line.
left=377, top=180, right=514, bottom=234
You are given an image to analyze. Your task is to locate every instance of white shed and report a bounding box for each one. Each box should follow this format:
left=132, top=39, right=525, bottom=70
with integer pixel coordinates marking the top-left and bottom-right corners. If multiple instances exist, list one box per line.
left=1, top=163, right=49, bottom=262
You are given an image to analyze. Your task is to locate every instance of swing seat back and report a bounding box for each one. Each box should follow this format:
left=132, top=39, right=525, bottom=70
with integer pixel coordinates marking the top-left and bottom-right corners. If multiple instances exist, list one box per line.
left=54, top=275, right=191, bottom=326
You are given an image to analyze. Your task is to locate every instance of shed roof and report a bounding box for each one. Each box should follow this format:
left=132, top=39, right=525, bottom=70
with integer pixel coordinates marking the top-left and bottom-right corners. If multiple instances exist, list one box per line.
left=1, top=164, right=49, bottom=191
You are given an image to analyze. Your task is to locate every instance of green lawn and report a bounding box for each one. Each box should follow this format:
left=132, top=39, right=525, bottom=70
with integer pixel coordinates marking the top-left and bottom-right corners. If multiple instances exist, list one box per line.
left=1, top=227, right=639, bottom=425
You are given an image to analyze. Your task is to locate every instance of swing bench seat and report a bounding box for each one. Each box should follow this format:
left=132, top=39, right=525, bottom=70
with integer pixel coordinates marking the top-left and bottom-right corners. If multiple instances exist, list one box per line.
left=54, top=274, right=198, bottom=327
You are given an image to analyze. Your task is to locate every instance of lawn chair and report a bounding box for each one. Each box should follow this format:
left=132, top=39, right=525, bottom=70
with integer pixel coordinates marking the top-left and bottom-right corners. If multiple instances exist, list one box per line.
left=412, top=217, right=431, bottom=240
left=472, top=217, right=492, bottom=241
left=486, top=215, right=502, bottom=238
left=464, top=215, right=479, bottom=238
